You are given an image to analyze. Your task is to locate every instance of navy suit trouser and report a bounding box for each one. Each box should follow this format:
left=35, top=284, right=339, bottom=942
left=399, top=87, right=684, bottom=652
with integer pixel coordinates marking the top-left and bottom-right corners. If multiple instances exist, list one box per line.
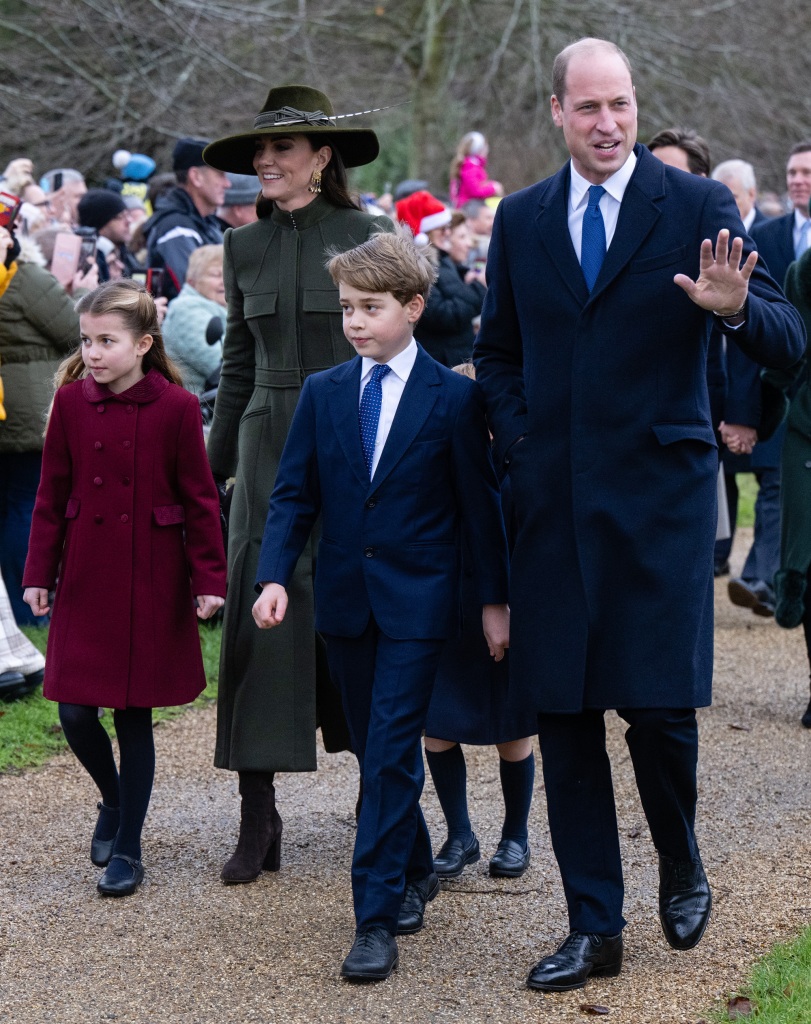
left=323, top=618, right=442, bottom=934
left=537, top=707, right=699, bottom=935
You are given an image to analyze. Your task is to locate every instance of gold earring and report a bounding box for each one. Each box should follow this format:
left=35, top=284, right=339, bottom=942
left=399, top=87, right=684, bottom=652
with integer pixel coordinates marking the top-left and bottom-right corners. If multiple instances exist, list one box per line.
left=308, top=169, right=322, bottom=194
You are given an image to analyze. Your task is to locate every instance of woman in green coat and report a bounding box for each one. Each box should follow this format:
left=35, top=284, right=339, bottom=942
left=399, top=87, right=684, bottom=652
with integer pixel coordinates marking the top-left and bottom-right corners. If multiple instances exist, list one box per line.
left=774, top=248, right=811, bottom=728
left=203, top=85, right=393, bottom=882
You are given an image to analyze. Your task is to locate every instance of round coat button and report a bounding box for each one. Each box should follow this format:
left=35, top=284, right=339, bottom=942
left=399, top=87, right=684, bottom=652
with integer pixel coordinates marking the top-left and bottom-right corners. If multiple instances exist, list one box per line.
left=97, top=405, right=104, bottom=413
left=366, top=499, right=377, bottom=509
left=94, top=441, right=102, bottom=450
left=120, top=514, right=129, bottom=523
left=93, top=477, right=103, bottom=486
left=122, top=477, right=130, bottom=485
left=126, top=405, right=134, bottom=413
left=364, top=547, right=374, bottom=558
left=805, top=460, right=811, bottom=469
left=123, top=440, right=132, bottom=449
left=94, top=514, right=103, bottom=524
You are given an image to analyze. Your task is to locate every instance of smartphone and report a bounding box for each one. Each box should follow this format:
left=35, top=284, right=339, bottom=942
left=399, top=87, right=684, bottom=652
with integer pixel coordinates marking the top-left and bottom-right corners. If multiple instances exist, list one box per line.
left=53, top=171, right=63, bottom=192
left=74, top=226, right=97, bottom=274
left=51, top=232, right=82, bottom=286
left=145, top=268, right=164, bottom=297
left=0, top=191, right=21, bottom=229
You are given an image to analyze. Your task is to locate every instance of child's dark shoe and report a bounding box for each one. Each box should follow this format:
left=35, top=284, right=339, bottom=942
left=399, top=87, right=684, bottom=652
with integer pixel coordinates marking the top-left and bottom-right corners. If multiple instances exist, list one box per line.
left=97, top=854, right=144, bottom=896
left=90, top=802, right=120, bottom=867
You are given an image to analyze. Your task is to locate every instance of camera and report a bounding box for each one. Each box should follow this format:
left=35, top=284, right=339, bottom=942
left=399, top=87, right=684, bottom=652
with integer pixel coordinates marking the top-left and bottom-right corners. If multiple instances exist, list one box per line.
left=0, top=191, right=21, bottom=230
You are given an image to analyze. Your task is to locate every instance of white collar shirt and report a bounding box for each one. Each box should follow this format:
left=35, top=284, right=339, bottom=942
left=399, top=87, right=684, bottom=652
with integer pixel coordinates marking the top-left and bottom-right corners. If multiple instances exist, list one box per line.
left=568, top=151, right=638, bottom=261
left=359, top=339, right=418, bottom=478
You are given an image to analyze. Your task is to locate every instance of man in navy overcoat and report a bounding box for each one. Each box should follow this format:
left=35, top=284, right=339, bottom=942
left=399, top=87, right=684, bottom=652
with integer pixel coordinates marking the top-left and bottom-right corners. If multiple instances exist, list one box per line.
left=474, top=37, right=805, bottom=992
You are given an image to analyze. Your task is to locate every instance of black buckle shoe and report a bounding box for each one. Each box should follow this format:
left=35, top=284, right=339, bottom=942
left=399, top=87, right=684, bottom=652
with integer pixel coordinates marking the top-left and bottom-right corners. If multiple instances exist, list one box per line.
left=396, top=872, right=440, bottom=934
left=90, top=802, right=120, bottom=867
left=97, top=854, right=144, bottom=897
left=658, top=854, right=711, bottom=950
left=527, top=931, right=623, bottom=991
left=489, top=838, right=531, bottom=878
left=341, top=927, right=398, bottom=981
left=433, top=833, right=480, bottom=878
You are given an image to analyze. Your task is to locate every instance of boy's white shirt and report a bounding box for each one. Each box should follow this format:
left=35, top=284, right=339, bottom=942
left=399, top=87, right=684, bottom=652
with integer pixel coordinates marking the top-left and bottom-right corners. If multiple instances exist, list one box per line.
left=359, top=338, right=418, bottom=478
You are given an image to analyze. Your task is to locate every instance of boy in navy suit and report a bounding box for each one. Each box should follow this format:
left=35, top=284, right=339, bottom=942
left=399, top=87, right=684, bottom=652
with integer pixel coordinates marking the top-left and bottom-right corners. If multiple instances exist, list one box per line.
left=252, top=233, right=509, bottom=981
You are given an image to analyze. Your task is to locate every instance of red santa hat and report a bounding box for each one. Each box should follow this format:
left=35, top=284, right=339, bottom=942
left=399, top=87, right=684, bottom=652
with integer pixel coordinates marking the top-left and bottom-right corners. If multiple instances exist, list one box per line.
left=395, top=190, right=451, bottom=245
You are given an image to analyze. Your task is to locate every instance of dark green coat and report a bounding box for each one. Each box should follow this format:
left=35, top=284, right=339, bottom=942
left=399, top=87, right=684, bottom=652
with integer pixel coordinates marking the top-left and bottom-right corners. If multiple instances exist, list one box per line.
left=774, top=250, right=811, bottom=626
left=207, top=196, right=393, bottom=771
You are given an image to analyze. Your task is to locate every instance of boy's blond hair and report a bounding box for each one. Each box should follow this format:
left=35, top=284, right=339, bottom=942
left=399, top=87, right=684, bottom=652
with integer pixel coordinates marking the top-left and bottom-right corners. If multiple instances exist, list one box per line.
left=326, top=231, right=437, bottom=306
left=451, top=361, right=476, bottom=380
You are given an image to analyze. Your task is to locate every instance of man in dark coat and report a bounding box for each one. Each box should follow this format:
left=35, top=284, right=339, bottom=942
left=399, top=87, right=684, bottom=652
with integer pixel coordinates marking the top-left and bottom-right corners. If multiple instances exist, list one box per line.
left=144, top=138, right=229, bottom=299
left=474, top=37, right=805, bottom=992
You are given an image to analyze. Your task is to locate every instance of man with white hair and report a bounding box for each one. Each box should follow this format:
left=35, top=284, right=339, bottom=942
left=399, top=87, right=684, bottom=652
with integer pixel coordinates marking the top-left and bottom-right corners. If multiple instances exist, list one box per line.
left=712, top=159, right=765, bottom=233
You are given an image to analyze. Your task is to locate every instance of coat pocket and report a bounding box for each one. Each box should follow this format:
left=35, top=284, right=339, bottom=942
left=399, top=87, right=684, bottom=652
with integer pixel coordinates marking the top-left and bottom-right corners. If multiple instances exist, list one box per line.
left=243, top=292, right=278, bottom=319
left=630, top=246, right=687, bottom=274
left=65, top=497, right=80, bottom=519
left=651, top=422, right=717, bottom=448
left=153, top=504, right=186, bottom=526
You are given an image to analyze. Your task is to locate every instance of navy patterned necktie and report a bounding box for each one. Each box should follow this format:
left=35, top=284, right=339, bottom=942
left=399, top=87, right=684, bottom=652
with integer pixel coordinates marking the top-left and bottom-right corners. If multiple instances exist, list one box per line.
left=359, top=363, right=391, bottom=476
left=581, top=184, right=607, bottom=291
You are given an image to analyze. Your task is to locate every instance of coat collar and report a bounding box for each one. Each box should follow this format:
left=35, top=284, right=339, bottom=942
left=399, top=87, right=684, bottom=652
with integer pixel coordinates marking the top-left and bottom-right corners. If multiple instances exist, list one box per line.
left=535, top=143, right=664, bottom=306
left=270, top=193, right=335, bottom=231
left=82, top=367, right=171, bottom=404
left=326, top=345, right=442, bottom=490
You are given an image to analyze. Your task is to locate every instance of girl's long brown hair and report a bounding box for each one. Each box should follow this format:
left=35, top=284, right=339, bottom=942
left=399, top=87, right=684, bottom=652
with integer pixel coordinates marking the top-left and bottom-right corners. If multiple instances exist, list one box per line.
left=55, top=279, right=182, bottom=390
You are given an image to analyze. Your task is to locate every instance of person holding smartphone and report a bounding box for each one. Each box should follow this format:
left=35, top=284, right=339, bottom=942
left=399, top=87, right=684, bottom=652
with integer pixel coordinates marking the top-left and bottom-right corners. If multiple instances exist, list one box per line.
left=77, top=190, right=142, bottom=282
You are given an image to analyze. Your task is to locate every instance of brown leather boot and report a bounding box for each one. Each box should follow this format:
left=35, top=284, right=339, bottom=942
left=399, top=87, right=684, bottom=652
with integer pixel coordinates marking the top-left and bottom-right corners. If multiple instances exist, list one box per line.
left=220, top=771, right=283, bottom=884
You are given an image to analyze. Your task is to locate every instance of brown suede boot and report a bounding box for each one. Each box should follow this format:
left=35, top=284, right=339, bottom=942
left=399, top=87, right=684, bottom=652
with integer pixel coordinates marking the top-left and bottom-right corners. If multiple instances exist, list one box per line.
left=220, top=771, right=283, bottom=884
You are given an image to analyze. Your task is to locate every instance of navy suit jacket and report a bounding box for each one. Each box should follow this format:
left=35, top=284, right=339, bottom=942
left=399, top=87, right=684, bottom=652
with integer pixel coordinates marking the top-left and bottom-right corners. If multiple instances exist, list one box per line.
left=256, top=345, right=509, bottom=640
left=474, top=144, right=805, bottom=712
left=750, top=211, right=795, bottom=290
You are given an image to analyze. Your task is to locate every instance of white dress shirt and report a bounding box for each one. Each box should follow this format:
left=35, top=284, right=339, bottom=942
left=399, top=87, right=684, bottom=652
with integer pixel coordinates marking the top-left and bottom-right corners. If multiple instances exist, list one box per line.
left=742, top=207, right=757, bottom=232
left=359, top=339, right=418, bottom=478
left=793, top=208, right=811, bottom=258
left=568, top=152, right=637, bottom=261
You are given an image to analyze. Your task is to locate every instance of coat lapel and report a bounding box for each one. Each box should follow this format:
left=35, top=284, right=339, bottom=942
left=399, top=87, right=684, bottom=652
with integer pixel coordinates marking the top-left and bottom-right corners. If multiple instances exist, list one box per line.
left=535, top=165, right=589, bottom=306
left=326, top=358, right=370, bottom=488
left=370, top=347, right=442, bottom=492
left=589, top=144, right=663, bottom=303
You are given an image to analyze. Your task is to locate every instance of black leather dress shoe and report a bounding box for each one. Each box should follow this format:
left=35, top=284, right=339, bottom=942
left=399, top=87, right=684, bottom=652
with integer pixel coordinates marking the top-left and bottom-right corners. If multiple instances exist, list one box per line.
left=432, top=833, right=480, bottom=878
left=396, top=872, right=440, bottom=934
left=489, top=838, right=531, bottom=878
left=341, top=927, right=398, bottom=981
left=90, top=802, right=121, bottom=867
left=801, top=698, right=811, bottom=729
left=713, top=560, right=730, bottom=577
left=728, top=577, right=775, bottom=617
left=527, top=931, right=623, bottom=991
left=97, top=854, right=144, bottom=897
left=658, top=854, right=711, bottom=950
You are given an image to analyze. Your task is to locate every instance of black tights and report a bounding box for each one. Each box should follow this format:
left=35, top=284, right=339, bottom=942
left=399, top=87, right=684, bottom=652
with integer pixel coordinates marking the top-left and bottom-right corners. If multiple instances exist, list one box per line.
left=58, top=704, right=155, bottom=860
left=802, top=566, right=811, bottom=691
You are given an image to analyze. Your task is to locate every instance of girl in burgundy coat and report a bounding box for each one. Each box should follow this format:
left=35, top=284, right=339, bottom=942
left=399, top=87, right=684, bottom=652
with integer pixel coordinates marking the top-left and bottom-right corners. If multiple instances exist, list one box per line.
left=23, top=281, right=227, bottom=897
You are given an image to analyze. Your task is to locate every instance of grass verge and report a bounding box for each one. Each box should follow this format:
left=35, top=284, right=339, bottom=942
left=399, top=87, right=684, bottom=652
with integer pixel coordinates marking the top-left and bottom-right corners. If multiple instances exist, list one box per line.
left=710, top=926, right=811, bottom=1022
left=0, top=623, right=221, bottom=774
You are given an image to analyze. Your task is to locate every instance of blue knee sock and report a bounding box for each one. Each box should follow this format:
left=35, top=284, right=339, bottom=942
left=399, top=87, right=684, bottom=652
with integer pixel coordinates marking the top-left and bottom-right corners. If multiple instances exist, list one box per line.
left=499, top=752, right=534, bottom=843
left=425, top=744, right=472, bottom=840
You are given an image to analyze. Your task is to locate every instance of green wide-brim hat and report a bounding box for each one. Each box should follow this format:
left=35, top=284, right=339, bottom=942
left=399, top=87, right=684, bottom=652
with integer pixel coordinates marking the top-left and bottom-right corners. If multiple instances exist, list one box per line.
left=203, top=84, right=380, bottom=174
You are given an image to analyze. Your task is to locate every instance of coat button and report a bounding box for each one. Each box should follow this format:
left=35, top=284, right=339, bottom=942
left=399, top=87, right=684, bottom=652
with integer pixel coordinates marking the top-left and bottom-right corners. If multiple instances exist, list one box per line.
left=364, top=547, right=374, bottom=558
left=94, top=514, right=103, bottom=524
left=94, top=441, right=102, bottom=450
left=805, top=460, right=811, bottom=469
left=120, top=514, right=129, bottom=523
left=123, top=440, right=132, bottom=449
left=126, top=405, right=134, bottom=413
left=97, top=405, right=104, bottom=413
left=93, top=476, right=103, bottom=486
left=366, top=499, right=377, bottom=509
left=122, top=477, right=130, bottom=485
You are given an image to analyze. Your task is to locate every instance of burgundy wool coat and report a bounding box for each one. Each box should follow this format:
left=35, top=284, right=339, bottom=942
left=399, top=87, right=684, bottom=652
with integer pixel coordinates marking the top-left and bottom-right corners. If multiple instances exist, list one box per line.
left=23, top=369, right=227, bottom=709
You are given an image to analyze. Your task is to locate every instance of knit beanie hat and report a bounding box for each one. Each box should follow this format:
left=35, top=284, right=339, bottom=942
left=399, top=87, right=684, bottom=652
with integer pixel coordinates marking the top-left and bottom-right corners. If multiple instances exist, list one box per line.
left=223, top=172, right=259, bottom=206
left=173, top=137, right=210, bottom=172
left=395, top=190, right=451, bottom=245
left=77, top=189, right=127, bottom=230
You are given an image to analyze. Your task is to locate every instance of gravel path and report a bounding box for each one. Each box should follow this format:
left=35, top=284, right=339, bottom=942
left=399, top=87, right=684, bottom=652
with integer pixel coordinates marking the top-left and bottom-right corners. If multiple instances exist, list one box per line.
left=1, top=529, right=810, bottom=1024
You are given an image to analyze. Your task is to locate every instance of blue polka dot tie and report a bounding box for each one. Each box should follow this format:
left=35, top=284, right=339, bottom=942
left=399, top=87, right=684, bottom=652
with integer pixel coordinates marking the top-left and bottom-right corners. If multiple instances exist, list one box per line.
left=359, top=363, right=391, bottom=477
left=581, top=184, right=607, bottom=292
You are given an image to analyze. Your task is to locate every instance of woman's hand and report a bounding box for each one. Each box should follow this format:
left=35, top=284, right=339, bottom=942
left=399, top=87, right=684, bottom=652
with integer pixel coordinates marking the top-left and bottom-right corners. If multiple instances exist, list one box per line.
left=483, top=603, right=510, bottom=661
left=154, top=296, right=168, bottom=325
left=196, top=594, right=225, bottom=620
left=70, top=262, right=99, bottom=294
left=0, top=226, right=13, bottom=254
left=23, top=588, right=50, bottom=617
